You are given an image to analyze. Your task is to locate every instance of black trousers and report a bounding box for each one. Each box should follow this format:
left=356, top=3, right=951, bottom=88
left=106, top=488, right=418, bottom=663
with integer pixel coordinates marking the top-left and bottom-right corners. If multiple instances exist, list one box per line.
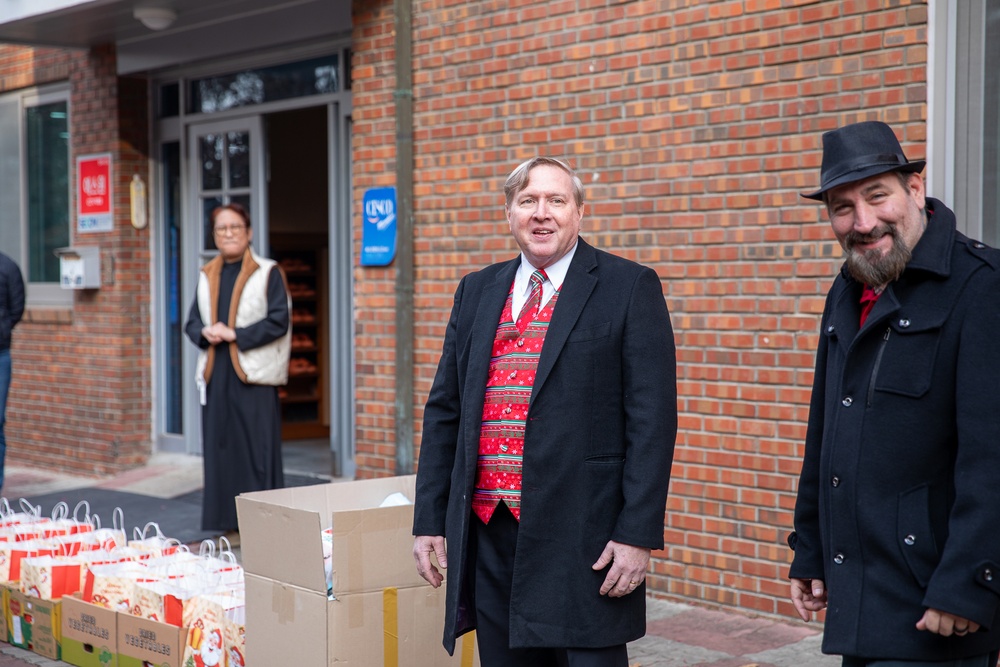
left=472, top=502, right=629, bottom=667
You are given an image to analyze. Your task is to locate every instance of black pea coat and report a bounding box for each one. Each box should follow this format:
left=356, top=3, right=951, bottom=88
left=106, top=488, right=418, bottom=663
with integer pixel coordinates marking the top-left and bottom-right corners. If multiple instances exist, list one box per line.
left=790, top=199, right=1000, bottom=660
left=413, top=238, right=677, bottom=654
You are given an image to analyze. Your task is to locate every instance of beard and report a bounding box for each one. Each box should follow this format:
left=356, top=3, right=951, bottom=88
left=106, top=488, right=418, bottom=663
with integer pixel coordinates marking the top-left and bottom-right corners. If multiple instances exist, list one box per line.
left=843, top=225, right=912, bottom=287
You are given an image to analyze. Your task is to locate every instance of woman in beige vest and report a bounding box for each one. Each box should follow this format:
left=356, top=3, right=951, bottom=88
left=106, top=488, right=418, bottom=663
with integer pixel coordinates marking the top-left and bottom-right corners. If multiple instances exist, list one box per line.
left=184, top=203, right=291, bottom=534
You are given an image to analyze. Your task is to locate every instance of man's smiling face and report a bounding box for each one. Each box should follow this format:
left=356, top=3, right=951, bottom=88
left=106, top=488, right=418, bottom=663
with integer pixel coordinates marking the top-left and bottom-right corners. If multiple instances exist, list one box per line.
left=506, top=163, right=584, bottom=270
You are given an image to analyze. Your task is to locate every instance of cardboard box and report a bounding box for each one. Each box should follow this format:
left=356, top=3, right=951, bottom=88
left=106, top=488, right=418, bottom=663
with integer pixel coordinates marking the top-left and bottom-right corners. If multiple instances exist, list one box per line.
left=117, top=612, right=187, bottom=667
left=62, top=594, right=118, bottom=667
left=237, top=475, right=479, bottom=667
left=5, top=583, right=61, bottom=659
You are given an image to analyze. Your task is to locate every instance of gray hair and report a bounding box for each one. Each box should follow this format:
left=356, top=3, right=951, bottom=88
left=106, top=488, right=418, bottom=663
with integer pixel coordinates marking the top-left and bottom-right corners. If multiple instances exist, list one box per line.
left=504, top=157, right=585, bottom=208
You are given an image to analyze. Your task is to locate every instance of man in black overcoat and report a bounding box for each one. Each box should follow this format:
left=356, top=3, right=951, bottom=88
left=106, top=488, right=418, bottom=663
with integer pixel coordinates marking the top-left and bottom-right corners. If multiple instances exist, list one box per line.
left=789, top=121, right=1000, bottom=666
left=413, top=157, right=677, bottom=666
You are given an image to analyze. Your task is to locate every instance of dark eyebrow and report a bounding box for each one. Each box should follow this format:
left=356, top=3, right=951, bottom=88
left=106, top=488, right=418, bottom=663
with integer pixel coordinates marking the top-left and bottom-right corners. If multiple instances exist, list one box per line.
left=859, top=179, right=891, bottom=197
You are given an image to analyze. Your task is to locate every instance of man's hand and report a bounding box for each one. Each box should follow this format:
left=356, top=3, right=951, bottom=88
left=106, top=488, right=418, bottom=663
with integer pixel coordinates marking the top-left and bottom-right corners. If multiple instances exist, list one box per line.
left=592, top=541, right=650, bottom=598
left=413, top=535, right=447, bottom=588
left=790, top=578, right=827, bottom=621
left=916, top=608, right=980, bottom=637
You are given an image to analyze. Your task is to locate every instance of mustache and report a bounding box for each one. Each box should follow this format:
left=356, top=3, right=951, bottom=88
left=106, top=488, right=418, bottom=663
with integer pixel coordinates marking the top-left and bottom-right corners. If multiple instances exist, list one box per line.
left=845, top=225, right=895, bottom=249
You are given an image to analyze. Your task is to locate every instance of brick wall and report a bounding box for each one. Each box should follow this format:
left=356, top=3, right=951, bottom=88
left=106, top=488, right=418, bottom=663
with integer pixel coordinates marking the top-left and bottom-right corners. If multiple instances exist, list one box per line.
left=351, top=0, right=928, bottom=618
left=6, top=45, right=153, bottom=475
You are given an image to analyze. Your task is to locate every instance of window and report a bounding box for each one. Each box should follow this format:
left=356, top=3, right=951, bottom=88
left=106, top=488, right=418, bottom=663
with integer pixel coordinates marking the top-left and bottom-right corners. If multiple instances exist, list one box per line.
left=26, top=100, right=70, bottom=284
left=0, top=84, right=71, bottom=305
left=187, top=54, right=339, bottom=114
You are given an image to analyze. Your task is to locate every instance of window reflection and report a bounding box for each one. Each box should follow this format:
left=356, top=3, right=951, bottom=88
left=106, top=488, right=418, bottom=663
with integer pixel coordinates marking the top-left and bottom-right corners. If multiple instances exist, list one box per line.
left=228, top=132, right=250, bottom=189
left=200, top=134, right=223, bottom=191
left=189, top=55, right=339, bottom=114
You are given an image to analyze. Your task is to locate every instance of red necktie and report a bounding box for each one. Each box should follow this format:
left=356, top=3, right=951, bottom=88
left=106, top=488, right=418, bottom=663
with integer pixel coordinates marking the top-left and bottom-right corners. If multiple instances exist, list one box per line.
left=515, top=270, right=546, bottom=334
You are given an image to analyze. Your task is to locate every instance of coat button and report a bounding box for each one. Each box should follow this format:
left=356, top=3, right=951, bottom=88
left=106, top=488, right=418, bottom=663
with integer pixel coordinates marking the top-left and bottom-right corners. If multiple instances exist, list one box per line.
left=842, top=396, right=853, bottom=407
left=827, top=325, right=835, bottom=334
left=899, top=319, right=911, bottom=328
left=831, top=476, right=840, bottom=487
left=833, top=553, right=845, bottom=565
left=973, top=242, right=986, bottom=249
left=904, top=534, right=916, bottom=546
left=517, top=339, right=525, bottom=347
left=985, top=568, right=994, bottom=582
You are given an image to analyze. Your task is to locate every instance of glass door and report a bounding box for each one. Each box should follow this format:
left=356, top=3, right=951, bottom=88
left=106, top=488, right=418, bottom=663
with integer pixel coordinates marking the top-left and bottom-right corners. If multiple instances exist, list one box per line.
left=181, top=115, right=266, bottom=452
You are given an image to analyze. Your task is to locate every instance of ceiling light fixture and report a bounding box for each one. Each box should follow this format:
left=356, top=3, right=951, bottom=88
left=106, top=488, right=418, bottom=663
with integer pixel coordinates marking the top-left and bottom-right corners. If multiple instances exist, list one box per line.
left=133, top=6, right=177, bottom=31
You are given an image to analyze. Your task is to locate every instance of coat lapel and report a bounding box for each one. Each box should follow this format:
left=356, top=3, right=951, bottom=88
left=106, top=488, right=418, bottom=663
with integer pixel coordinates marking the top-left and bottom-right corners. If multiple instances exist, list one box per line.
left=462, top=258, right=520, bottom=448
left=531, top=239, right=598, bottom=402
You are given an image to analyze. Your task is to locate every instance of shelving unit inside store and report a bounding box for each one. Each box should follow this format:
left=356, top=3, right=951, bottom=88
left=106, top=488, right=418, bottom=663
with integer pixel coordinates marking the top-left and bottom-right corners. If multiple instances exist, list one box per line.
left=274, top=243, right=329, bottom=441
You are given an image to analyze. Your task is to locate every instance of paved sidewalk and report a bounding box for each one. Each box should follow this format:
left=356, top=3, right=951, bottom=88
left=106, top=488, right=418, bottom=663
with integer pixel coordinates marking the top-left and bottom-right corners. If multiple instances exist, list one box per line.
left=0, top=457, right=840, bottom=667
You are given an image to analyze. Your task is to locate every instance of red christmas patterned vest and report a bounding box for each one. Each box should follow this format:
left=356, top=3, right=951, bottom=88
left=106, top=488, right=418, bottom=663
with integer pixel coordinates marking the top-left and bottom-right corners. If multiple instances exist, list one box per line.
left=472, top=279, right=558, bottom=524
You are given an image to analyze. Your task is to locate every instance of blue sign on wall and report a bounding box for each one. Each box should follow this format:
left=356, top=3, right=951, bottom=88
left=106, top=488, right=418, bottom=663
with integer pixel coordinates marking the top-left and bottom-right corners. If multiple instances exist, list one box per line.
left=361, top=187, right=397, bottom=266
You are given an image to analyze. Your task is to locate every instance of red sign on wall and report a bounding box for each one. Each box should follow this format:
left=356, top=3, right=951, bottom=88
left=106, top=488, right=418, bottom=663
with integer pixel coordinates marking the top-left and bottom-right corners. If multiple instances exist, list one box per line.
left=77, top=153, right=113, bottom=232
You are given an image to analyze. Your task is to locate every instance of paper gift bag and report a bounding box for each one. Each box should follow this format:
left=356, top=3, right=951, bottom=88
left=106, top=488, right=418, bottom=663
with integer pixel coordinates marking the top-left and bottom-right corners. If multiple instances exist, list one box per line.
left=20, top=554, right=83, bottom=600
left=129, top=522, right=181, bottom=558
left=0, top=538, right=59, bottom=582
left=65, top=549, right=130, bottom=592
left=135, top=568, right=217, bottom=626
left=223, top=606, right=246, bottom=667
left=0, top=498, right=48, bottom=529
left=182, top=594, right=230, bottom=667
left=83, top=559, right=148, bottom=612
left=36, top=500, right=96, bottom=539
left=61, top=506, right=126, bottom=556
left=135, top=579, right=190, bottom=625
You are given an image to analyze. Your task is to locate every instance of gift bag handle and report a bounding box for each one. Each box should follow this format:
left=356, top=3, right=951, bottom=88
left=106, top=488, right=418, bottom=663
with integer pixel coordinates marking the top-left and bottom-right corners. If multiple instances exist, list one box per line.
left=198, top=539, right=217, bottom=559
left=19, top=498, right=42, bottom=518
left=73, top=500, right=92, bottom=523
left=134, top=521, right=166, bottom=541
left=51, top=501, right=69, bottom=521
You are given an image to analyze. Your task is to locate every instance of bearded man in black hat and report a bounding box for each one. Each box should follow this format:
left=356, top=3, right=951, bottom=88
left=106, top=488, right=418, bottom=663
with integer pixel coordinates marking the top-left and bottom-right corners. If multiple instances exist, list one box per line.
left=788, top=120, right=1000, bottom=666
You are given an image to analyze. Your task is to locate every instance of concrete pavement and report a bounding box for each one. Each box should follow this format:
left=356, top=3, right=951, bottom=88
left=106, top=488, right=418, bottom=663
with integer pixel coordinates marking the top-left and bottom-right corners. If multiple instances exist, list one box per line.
left=0, top=455, right=840, bottom=667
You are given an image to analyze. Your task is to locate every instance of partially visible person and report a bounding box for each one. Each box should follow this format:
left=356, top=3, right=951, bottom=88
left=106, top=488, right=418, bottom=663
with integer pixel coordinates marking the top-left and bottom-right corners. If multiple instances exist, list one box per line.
left=789, top=121, right=1000, bottom=666
left=0, top=251, right=24, bottom=492
left=413, top=157, right=677, bottom=666
left=184, top=203, right=290, bottom=533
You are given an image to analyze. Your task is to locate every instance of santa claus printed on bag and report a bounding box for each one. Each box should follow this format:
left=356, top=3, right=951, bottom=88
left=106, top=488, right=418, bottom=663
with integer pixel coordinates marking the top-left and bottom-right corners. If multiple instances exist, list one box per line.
left=228, top=645, right=245, bottom=667
left=193, top=628, right=224, bottom=667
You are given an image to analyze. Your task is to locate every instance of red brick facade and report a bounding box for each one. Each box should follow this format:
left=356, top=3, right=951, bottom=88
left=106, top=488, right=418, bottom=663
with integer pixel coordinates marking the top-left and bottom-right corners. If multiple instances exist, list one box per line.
left=3, top=45, right=152, bottom=476
left=350, top=0, right=928, bottom=618
left=0, top=0, right=930, bottom=618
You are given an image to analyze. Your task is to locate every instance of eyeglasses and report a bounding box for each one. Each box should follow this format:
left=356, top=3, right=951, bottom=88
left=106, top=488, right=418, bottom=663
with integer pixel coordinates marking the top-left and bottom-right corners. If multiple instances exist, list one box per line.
left=213, top=224, right=247, bottom=236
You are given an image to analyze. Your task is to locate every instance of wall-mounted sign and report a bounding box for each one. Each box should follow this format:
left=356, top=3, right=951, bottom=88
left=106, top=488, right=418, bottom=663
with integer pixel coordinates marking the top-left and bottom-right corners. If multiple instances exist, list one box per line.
left=77, top=153, right=114, bottom=233
left=361, top=187, right=397, bottom=266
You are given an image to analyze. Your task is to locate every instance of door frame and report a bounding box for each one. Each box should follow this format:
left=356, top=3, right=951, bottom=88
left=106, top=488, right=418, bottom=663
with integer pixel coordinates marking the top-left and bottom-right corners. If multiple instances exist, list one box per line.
left=181, top=114, right=267, bottom=454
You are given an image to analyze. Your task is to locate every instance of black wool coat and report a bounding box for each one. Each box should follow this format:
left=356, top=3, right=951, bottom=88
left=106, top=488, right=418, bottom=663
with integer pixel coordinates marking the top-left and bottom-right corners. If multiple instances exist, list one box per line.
left=790, top=199, right=1000, bottom=660
left=413, top=238, right=677, bottom=654
left=0, top=252, right=24, bottom=351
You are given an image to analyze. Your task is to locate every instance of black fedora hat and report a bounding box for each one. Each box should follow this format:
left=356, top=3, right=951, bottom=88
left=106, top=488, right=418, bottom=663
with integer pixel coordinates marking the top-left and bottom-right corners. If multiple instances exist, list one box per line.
left=802, top=120, right=925, bottom=201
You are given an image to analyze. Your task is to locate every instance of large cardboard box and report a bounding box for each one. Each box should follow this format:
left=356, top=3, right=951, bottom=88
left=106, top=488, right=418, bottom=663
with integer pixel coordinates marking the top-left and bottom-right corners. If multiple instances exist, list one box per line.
left=117, top=612, right=187, bottom=667
left=237, top=475, right=479, bottom=667
left=5, top=583, right=61, bottom=659
left=62, top=594, right=118, bottom=667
